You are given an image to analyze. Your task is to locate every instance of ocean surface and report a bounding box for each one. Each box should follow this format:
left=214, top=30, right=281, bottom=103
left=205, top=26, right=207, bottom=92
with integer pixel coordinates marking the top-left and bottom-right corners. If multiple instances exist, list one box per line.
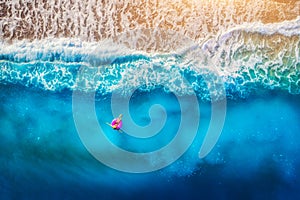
left=1, top=0, right=300, bottom=199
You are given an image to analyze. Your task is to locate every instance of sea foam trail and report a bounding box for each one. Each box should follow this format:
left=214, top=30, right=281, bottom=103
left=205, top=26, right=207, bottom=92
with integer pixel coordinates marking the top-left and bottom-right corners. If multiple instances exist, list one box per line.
left=0, top=0, right=299, bottom=42
left=201, top=17, right=300, bottom=95
left=1, top=16, right=299, bottom=98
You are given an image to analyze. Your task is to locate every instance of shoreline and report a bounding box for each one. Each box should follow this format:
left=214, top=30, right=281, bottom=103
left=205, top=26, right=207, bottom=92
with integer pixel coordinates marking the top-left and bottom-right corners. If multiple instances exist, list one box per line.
left=1, top=0, right=299, bottom=42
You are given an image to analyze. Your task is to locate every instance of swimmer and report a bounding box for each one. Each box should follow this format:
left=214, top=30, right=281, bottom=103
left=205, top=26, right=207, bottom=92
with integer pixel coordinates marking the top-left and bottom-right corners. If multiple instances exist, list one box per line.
left=106, top=114, right=123, bottom=132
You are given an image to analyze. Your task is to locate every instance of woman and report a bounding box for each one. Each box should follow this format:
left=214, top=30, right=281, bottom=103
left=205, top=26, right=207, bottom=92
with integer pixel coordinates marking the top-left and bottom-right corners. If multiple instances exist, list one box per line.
left=111, top=114, right=123, bottom=131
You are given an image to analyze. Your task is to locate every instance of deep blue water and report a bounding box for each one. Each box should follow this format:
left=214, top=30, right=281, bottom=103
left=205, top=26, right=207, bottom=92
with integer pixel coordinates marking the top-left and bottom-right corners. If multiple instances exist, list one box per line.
left=1, top=83, right=300, bottom=199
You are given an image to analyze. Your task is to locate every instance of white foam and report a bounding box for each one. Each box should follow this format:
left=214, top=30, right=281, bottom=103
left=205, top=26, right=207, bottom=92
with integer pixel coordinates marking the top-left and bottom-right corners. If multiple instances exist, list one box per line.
left=1, top=14, right=300, bottom=97
left=0, top=38, right=133, bottom=64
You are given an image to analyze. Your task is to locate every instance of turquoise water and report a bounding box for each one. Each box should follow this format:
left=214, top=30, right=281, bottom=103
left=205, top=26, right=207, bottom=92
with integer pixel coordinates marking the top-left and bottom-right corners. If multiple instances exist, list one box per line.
left=1, top=84, right=300, bottom=199
left=0, top=35, right=300, bottom=199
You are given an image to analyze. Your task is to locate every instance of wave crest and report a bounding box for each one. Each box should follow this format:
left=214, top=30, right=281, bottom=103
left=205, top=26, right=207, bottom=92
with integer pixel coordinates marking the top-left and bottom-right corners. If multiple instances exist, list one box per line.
left=1, top=18, right=299, bottom=99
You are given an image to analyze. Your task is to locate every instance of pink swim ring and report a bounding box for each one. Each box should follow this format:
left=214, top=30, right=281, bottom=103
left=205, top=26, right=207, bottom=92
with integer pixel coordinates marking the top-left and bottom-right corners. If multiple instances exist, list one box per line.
left=111, top=119, right=122, bottom=130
